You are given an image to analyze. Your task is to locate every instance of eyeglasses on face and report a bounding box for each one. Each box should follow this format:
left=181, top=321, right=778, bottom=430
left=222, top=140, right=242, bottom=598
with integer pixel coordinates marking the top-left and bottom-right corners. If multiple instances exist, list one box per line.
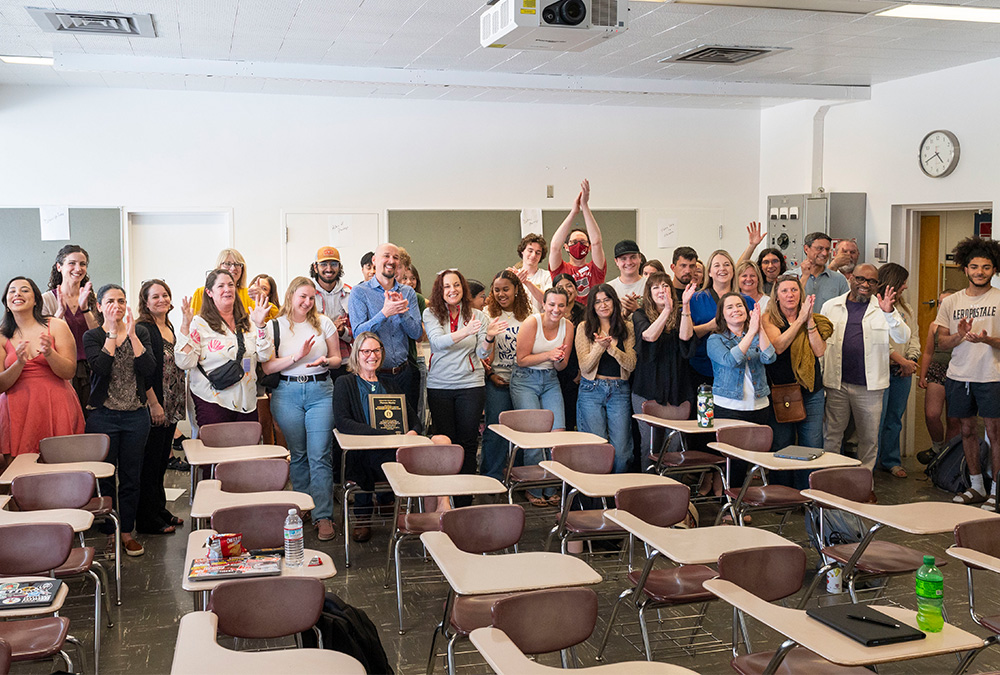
left=854, top=276, right=878, bottom=286
left=219, top=261, right=244, bottom=269
left=318, top=261, right=340, bottom=268
left=359, top=348, right=382, bottom=357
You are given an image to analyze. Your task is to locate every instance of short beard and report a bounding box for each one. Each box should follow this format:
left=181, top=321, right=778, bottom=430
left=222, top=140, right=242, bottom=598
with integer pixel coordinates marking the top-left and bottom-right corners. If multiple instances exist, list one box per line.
left=970, top=276, right=992, bottom=288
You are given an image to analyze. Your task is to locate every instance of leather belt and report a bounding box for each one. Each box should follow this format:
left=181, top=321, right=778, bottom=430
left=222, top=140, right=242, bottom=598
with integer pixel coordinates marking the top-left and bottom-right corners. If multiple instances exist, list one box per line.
left=378, top=364, right=407, bottom=375
left=279, top=372, right=329, bottom=383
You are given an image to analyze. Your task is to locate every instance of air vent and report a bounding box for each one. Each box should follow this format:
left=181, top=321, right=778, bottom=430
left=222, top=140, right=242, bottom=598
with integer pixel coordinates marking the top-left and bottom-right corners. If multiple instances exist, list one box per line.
left=592, top=0, right=624, bottom=27
left=662, top=45, right=787, bottom=65
left=26, top=8, right=156, bottom=37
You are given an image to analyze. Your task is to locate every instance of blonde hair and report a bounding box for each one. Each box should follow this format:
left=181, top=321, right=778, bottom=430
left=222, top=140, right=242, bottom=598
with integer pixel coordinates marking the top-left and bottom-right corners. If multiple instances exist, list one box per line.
left=276, top=277, right=322, bottom=334
left=701, top=249, right=737, bottom=293
left=349, top=332, right=384, bottom=374
left=215, top=249, right=248, bottom=289
left=765, top=274, right=804, bottom=328
left=734, top=260, right=764, bottom=297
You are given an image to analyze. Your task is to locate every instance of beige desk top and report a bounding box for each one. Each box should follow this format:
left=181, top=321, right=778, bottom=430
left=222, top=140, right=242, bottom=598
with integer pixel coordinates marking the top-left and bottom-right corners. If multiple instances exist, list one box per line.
left=420, top=531, right=601, bottom=596
left=948, top=546, right=1000, bottom=573
left=0, top=454, right=114, bottom=485
left=181, top=529, right=336, bottom=592
left=170, top=611, right=365, bottom=675
left=0, top=576, right=69, bottom=618
left=539, top=461, right=678, bottom=498
left=181, top=440, right=289, bottom=467
left=381, top=462, right=506, bottom=498
left=469, top=627, right=698, bottom=675
left=703, top=578, right=984, bottom=667
left=0, top=498, right=94, bottom=533
left=333, top=429, right=435, bottom=451
left=632, top=415, right=752, bottom=434
left=801, top=490, right=1000, bottom=535
left=605, top=509, right=795, bottom=565
left=487, top=425, right=606, bottom=448
left=189, top=480, right=315, bottom=519
left=709, top=443, right=862, bottom=471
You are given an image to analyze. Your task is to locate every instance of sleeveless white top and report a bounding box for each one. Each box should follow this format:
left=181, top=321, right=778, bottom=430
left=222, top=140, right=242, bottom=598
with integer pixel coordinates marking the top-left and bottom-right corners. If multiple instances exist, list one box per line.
left=528, top=315, right=567, bottom=371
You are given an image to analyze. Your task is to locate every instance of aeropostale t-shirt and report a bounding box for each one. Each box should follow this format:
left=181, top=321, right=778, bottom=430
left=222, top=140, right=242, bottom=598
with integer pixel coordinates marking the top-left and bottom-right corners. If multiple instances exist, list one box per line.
left=935, top=286, right=1000, bottom=383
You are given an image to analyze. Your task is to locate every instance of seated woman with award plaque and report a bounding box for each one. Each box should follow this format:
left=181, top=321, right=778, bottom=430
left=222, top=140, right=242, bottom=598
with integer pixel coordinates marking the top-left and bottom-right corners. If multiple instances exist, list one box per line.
left=333, top=331, right=451, bottom=543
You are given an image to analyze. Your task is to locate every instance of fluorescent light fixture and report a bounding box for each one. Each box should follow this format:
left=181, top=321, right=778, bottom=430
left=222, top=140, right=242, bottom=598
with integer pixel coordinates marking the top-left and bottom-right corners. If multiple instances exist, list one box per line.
left=0, top=55, right=55, bottom=66
left=875, top=4, right=1000, bottom=22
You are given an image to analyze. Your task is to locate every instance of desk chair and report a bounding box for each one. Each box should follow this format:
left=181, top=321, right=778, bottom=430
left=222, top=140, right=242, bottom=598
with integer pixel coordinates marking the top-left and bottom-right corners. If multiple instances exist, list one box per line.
left=198, top=421, right=263, bottom=449
left=809, top=467, right=945, bottom=603
left=214, top=458, right=289, bottom=493
left=383, top=444, right=464, bottom=635
left=641, top=401, right=726, bottom=505
left=596, top=484, right=718, bottom=662
left=491, top=587, right=598, bottom=667
left=211, top=503, right=298, bottom=551
left=208, top=577, right=324, bottom=649
left=716, top=424, right=810, bottom=528
left=0, top=637, right=9, bottom=675
left=0, top=523, right=87, bottom=673
left=954, top=518, right=1000, bottom=641
left=716, top=546, right=868, bottom=675
left=39, top=433, right=122, bottom=606
left=545, top=444, right=626, bottom=554
left=428, top=504, right=526, bottom=675
left=10, top=472, right=113, bottom=669
left=498, top=409, right=560, bottom=507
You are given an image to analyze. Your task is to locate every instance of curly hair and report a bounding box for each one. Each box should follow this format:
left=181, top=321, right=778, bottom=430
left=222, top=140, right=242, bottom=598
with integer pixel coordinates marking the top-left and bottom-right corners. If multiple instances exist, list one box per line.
left=428, top=269, right=473, bottom=324
left=517, top=233, right=548, bottom=260
left=952, top=237, right=1000, bottom=271
left=486, top=269, right=531, bottom=322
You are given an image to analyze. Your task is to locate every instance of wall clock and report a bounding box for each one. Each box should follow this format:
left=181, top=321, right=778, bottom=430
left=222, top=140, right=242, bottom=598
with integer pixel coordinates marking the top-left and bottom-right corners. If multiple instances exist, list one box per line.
left=919, top=130, right=960, bottom=178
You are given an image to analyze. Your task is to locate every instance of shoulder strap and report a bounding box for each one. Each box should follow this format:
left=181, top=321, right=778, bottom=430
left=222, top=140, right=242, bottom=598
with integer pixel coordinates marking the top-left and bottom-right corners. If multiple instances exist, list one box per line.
left=271, top=318, right=280, bottom=353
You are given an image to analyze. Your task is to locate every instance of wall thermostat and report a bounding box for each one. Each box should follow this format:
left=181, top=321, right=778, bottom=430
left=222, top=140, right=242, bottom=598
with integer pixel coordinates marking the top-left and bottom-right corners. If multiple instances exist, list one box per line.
left=874, top=243, right=888, bottom=263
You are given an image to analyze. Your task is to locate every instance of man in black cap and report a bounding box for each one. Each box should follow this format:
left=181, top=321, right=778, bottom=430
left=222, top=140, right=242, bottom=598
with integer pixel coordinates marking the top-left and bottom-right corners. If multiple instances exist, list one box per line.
left=608, top=239, right=646, bottom=317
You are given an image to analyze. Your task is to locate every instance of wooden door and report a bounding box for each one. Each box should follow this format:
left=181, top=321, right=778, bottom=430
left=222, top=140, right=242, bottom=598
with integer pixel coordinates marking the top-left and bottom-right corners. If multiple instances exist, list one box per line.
left=917, top=215, right=941, bottom=341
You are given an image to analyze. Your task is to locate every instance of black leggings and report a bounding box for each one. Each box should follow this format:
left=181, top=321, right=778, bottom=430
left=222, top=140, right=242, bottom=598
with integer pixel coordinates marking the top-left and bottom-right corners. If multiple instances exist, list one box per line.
left=427, top=386, right=486, bottom=507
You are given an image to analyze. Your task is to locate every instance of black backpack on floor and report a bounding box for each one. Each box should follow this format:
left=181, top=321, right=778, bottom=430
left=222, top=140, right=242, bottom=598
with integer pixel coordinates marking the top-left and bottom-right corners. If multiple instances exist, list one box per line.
left=300, top=592, right=395, bottom=674
left=925, top=435, right=991, bottom=495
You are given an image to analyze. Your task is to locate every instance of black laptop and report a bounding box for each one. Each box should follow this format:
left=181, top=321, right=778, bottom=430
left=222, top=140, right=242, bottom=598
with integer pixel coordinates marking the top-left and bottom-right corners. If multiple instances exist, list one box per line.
left=806, top=604, right=926, bottom=647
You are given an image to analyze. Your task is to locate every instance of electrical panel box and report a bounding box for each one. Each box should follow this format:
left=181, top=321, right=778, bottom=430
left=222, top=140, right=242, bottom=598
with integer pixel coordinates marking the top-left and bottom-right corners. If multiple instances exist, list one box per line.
left=766, top=193, right=867, bottom=269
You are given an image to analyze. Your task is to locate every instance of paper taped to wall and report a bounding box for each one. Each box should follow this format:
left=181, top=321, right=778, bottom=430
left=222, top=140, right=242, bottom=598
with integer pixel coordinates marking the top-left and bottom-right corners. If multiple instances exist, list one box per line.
left=657, top=218, right=677, bottom=249
left=40, top=206, right=70, bottom=241
left=521, top=208, right=542, bottom=237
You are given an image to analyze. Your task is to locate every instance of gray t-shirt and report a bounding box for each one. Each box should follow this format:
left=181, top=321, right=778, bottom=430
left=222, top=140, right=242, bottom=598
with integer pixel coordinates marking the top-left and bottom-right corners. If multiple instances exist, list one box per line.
left=935, top=286, right=1000, bottom=383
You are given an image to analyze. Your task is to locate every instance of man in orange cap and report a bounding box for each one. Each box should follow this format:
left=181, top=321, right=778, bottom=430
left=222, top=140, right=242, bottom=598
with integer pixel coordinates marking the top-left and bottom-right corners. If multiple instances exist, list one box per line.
left=310, top=245, right=352, bottom=347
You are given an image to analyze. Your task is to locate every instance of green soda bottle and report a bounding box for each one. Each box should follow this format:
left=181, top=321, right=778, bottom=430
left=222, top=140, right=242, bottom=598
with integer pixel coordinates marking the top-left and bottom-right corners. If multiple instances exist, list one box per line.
left=915, top=554, right=944, bottom=632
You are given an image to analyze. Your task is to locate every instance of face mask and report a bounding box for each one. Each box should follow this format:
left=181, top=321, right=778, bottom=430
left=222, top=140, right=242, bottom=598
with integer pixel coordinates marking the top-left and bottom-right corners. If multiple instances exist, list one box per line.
left=567, top=242, right=590, bottom=259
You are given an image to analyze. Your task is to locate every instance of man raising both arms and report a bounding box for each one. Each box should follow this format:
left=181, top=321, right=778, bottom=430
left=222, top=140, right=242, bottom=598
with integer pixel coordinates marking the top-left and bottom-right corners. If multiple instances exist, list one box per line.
left=935, top=237, right=1000, bottom=511
left=548, top=179, right=606, bottom=304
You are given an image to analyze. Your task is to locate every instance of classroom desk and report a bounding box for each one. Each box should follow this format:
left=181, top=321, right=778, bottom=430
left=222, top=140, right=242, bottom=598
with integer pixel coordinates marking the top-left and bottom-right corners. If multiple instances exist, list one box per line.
left=487, top=425, right=607, bottom=496
left=170, top=610, right=365, bottom=675
left=632, top=415, right=752, bottom=438
left=703, top=578, right=987, bottom=672
left=180, top=439, right=289, bottom=503
left=181, top=529, right=335, bottom=610
left=189, top=480, right=315, bottom=530
left=0, top=576, right=70, bottom=618
left=948, top=546, right=1000, bottom=573
left=333, top=430, right=435, bottom=568
left=0, top=453, right=114, bottom=486
left=710, top=443, right=861, bottom=526
left=381, top=462, right=506, bottom=500
left=0, top=494, right=94, bottom=532
left=469, top=627, right=699, bottom=675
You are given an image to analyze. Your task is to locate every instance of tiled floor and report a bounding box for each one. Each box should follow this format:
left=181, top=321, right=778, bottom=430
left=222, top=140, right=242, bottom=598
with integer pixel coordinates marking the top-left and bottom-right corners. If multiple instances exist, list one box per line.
left=14, top=456, right=1000, bottom=675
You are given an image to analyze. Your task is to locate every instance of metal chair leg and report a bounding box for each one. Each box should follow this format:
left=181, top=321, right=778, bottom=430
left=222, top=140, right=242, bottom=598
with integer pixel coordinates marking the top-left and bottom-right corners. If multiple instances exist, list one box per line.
left=104, top=511, right=122, bottom=605
left=65, top=634, right=87, bottom=674
left=58, top=649, right=75, bottom=674
left=92, top=561, right=113, bottom=627
left=637, top=601, right=654, bottom=661
left=86, top=569, right=102, bottom=673
left=596, top=587, right=634, bottom=660
left=395, top=535, right=407, bottom=635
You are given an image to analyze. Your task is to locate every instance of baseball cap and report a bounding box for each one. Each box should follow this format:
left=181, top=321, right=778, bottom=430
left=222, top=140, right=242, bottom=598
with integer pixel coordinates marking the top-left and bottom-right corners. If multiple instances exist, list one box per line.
left=614, top=239, right=640, bottom=258
left=316, top=246, right=341, bottom=263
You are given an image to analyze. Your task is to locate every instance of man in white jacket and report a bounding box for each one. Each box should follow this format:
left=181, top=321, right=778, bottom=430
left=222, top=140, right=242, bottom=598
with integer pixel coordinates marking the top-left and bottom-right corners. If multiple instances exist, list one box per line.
left=821, top=263, right=909, bottom=470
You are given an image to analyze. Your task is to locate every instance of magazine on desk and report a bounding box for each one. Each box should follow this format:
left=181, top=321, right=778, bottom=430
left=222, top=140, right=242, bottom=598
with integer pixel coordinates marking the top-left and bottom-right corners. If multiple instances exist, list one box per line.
left=187, top=555, right=282, bottom=581
left=0, top=579, right=63, bottom=608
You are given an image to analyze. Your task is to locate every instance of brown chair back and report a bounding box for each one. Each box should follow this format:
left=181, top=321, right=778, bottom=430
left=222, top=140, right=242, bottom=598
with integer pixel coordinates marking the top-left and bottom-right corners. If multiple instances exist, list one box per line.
left=214, top=459, right=289, bottom=493
left=717, top=546, right=805, bottom=603
left=641, top=399, right=691, bottom=421
left=615, top=484, right=691, bottom=528
left=440, top=504, right=525, bottom=554
left=211, top=503, right=297, bottom=551
left=955, top=518, right=1000, bottom=559
left=808, top=467, right=875, bottom=504
left=0, top=523, right=74, bottom=575
left=209, top=577, right=325, bottom=639
left=499, top=409, right=554, bottom=433
left=716, top=424, right=772, bottom=453
left=397, top=444, right=464, bottom=476
left=199, top=422, right=262, bottom=448
left=12, top=471, right=95, bottom=510
left=491, top=588, right=598, bottom=654
left=38, top=433, right=110, bottom=463
left=551, top=443, right=615, bottom=475
left=0, top=637, right=10, bottom=675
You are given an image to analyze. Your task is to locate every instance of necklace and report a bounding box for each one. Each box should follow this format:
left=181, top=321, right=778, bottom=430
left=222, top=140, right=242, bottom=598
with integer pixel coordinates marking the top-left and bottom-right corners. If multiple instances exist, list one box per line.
left=360, top=375, right=378, bottom=392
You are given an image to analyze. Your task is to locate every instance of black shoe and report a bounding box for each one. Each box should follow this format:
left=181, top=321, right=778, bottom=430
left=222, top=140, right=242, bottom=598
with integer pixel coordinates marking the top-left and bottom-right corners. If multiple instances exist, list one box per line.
left=167, top=457, right=191, bottom=472
left=172, top=435, right=188, bottom=451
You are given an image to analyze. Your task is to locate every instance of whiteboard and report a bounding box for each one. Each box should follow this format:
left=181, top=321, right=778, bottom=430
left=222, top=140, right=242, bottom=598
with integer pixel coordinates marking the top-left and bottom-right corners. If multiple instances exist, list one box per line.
left=281, top=211, right=380, bottom=292
left=638, top=208, right=726, bottom=267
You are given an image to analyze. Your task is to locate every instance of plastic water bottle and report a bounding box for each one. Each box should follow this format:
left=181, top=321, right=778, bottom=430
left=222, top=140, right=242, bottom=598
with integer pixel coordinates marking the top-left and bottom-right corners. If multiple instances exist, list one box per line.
left=697, top=384, right=714, bottom=428
left=915, top=554, right=944, bottom=632
left=283, top=508, right=304, bottom=568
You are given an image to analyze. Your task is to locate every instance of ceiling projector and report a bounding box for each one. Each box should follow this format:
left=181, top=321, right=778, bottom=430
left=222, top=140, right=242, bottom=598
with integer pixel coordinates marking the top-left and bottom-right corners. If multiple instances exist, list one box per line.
left=480, top=0, right=628, bottom=52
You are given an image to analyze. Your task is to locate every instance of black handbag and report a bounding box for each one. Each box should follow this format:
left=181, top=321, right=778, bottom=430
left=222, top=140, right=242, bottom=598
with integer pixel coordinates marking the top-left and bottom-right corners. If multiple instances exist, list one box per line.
left=198, top=329, right=247, bottom=391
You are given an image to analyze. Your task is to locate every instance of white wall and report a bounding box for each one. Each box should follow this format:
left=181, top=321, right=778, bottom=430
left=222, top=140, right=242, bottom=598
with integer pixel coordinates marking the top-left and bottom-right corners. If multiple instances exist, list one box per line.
left=760, top=56, right=1000, bottom=263
left=0, top=86, right=762, bottom=283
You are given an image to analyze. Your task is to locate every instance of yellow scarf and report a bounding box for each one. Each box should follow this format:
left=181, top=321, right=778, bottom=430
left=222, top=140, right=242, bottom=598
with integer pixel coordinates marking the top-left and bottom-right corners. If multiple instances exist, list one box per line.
left=789, top=313, right=833, bottom=390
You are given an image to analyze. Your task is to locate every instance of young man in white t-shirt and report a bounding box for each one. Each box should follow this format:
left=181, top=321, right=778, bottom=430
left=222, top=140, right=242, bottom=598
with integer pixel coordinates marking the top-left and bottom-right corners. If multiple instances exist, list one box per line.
left=508, top=233, right=552, bottom=312
left=935, top=237, right=1000, bottom=510
left=607, top=239, right=646, bottom=318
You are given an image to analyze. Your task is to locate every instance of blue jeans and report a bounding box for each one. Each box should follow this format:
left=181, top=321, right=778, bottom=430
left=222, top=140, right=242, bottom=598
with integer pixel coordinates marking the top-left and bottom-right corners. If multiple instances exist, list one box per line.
left=481, top=377, right=514, bottom=481
left=510, top=367, right=565, bottom=496
left=878, top=374, right=911, bottom=470
left=769, top=387, right=825, bottom=489
left=270, top=378, right=335, bottom=521
left=577, top=378, right=633, bottom=474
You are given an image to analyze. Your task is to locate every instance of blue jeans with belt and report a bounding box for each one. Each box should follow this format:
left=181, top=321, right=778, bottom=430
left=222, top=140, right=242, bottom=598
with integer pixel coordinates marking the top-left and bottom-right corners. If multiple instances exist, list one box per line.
left=577, top=378, right=633, bottom=474
left=270, top=377, right=335, bottom=522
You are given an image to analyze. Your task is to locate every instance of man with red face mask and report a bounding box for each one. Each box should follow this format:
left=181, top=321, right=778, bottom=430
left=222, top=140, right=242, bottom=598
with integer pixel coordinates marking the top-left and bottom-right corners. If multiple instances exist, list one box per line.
left=548, top=179, right=607, bottom=304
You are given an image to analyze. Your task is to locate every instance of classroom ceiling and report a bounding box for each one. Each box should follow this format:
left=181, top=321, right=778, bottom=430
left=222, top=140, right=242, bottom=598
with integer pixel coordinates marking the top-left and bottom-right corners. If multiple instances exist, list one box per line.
left=2, top=0, right=1000, bottom=108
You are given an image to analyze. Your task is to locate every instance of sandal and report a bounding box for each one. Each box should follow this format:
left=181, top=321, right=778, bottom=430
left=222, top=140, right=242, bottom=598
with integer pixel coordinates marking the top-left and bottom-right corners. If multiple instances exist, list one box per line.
left=953, top=488, right=987, bottom=505
left=889, top=465, right=907, bottom=479
left=527, top=494, right=549, bottom=508
left=982, top=496, right=997, bottom=512
left=547, top=494, right=562, bottom=507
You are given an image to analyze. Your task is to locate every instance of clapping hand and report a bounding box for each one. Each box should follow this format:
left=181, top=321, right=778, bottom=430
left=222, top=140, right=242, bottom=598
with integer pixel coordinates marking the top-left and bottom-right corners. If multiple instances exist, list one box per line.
left=797, top=294, right=816, bottom=323
left=682, top=281, right=697, bottom=305
left=594, top=332, right=614, bottom=350
left=486, top=317, right=509, bottom=337
left=507, top=266, right=530, bottom=283
left=14, top=340, right=29, bottom=363
left=463, top=318, right=483, bottom=337
left=382, top=291, right=409, bottom=318
left=78, top=281, right=93, bottom=312
left=748, top=305, right=762, bottom=335
left=965, top=329, right=991, bottom=344
left=296, top=335, right=316, bottom=362
left=124, top=305, right=137, bottom=337
left=549, top=345, right=567, bottom=362
left=621, top=293, right=639, bottom=315
left=39, top=330, right=52, bottom=357
left=580, top=179, right=591, bottom=206
left=957, top=318, right=973, bottom=339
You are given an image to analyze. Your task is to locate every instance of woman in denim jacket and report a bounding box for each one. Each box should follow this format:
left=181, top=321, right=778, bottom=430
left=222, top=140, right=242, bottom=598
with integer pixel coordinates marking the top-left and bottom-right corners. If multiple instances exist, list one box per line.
left=707, top=292, right=776, bottom=497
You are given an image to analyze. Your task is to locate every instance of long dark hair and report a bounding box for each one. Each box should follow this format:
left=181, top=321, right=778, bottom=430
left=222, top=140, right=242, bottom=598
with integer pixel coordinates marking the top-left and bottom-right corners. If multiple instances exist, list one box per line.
left=428, top=269, right=473, bottom=324
left=583, top=284, right=626, bottom=344
left=641, top=272, right=679, bottom=332
left=877, top=262, right=911, bottom=315
left=486, top=269, right=531, bottom=322
left=138, top=279, right=175, bottom=331
left=48, top=244, right=91, bottom=290
left=1, top=277, right=48, bottom=338
left=199, top=269, right=250, bottom=334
